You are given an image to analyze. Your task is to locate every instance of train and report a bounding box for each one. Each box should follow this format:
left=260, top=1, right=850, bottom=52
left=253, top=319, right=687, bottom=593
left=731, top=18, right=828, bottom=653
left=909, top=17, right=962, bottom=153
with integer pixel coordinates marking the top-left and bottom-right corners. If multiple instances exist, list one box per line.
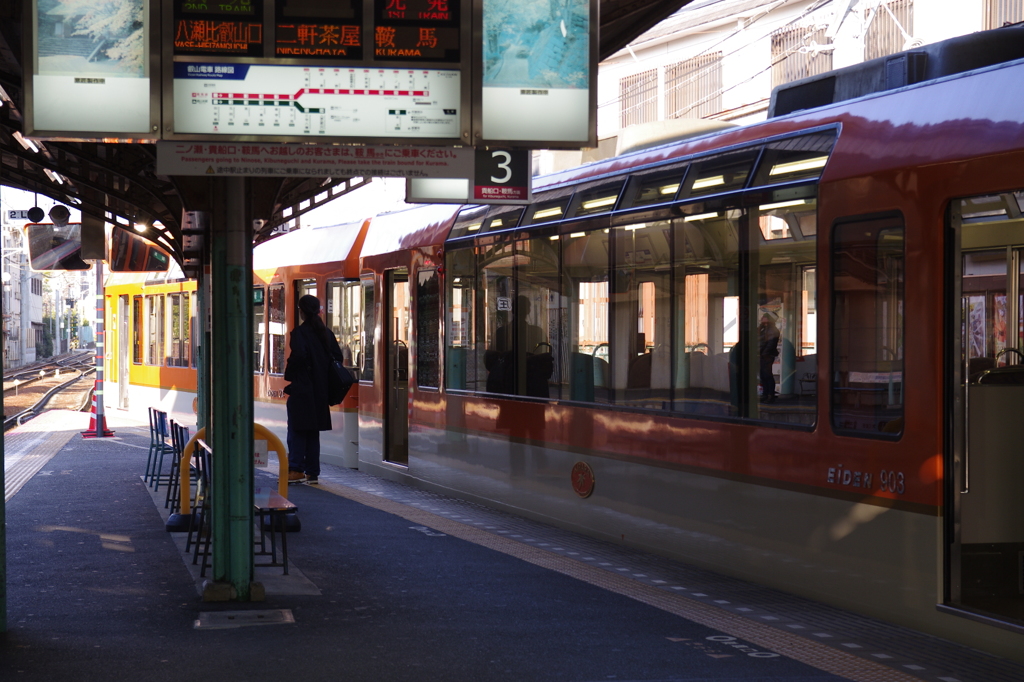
left=102, top=27, right=1024, bottom=662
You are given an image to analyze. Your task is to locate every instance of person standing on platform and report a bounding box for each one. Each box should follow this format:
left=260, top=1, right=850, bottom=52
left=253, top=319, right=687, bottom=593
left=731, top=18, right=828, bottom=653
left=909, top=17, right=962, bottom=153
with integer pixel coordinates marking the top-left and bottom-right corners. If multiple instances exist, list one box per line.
left=284, top=294, right=344, bottom=484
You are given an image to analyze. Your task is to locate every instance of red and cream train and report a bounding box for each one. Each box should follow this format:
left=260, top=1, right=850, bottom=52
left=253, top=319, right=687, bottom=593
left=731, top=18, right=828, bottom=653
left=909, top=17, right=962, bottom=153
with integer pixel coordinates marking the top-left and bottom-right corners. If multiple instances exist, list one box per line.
left=104, top=27, right=1024, bottom=662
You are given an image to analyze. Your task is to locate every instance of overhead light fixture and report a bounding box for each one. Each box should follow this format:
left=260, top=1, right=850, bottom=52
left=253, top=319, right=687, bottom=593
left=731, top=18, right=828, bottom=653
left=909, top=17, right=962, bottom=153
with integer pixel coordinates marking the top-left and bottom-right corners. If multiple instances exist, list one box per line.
left=549, top=235, right=559, bottom=240
left=570, top=232, right=585, bottom=238
left=659, top=183, right=680, bottom=195
left=769, top=156, right=828, bottom=176
left=533, top=206, right=563, bottom=220
left=13, top=131, right=39, bottom=153
left=759, top=199, right=811, bottom=211
left=581, top=195, right=616, bottom=210
left=466, top=222, right=482, bottom=231
left=684, top=212, right=719, bottom=222
left=134, top=222, right=147, bottom=233
left=692, top=175, right=725, bottom=190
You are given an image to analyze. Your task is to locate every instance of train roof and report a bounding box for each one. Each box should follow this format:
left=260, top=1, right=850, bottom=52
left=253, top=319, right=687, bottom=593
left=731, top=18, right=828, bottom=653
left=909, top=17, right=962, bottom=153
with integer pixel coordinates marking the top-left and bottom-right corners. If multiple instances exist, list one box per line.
left=253, top=219, right=368, bottom=274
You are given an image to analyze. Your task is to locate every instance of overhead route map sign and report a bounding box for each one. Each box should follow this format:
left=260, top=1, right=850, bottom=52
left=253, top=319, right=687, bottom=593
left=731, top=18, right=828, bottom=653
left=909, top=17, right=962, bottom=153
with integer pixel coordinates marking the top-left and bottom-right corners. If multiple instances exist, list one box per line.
left=172, top=64, right=461, bottom=137
left=164, top=0, right=473, bottom=144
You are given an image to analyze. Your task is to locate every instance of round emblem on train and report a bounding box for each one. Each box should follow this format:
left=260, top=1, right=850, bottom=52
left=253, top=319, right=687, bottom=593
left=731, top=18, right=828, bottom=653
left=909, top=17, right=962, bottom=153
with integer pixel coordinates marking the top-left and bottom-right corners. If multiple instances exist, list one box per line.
left=571, top=461, right=595, bottom=498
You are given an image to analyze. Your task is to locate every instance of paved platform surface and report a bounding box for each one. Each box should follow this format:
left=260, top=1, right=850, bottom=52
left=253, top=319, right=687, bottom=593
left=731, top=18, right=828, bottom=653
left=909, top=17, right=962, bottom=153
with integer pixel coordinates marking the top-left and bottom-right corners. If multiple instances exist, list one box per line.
left=3, top=410, right=1024, bottom=682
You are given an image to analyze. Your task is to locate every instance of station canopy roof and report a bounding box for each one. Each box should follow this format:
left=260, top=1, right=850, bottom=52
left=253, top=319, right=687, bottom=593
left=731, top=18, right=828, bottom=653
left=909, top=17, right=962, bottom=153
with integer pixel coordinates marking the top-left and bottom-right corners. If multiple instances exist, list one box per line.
left=0, top=0, right=696, bottom=268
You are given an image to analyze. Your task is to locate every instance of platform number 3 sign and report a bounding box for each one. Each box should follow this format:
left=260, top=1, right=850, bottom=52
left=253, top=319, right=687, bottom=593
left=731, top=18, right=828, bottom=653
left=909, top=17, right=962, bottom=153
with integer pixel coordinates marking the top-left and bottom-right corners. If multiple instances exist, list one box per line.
left=474, top=148, right=531, bottom=203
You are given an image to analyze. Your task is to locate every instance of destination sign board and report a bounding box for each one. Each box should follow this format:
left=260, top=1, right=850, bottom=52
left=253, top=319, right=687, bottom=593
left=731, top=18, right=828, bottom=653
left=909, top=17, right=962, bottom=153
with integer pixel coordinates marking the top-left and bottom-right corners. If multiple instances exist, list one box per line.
left=275, top=0, right=363, bottom=59
left=171, top=0, right=459, bottom=63
left=174, top=0, right=266, bottom=57
left=374, top=0, right=460, bottom=62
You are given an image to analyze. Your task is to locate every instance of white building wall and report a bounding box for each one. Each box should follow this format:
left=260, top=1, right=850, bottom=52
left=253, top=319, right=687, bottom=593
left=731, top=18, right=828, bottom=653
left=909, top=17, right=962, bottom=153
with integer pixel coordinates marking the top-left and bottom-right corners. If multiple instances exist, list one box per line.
left=578, top=0, right=999, bottom=170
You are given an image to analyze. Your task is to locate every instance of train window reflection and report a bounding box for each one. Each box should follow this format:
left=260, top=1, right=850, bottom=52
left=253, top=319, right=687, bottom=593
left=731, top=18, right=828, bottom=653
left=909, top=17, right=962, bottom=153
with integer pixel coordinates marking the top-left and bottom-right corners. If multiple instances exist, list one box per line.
left=445, top=249, right=476, bottom=391
left=361, top=276, right=375, bottom=381
left=327, top=280, right=362, bottom=377
left=132, top=296, right=143, bottom=365
left=563, top=229, right=610, bottom=403
left=253, top=287, right=265, bottom=374
left=831, top=215, right=905, bottom=437
left=168, top=293, right=191, bottom=368
left=268, top=284, right=286, bottom=374
left=684, top=150, right=759, bottom=198
left=146, top=295, right=164, bottom=366
left=623, top=167, right=686, bottom=208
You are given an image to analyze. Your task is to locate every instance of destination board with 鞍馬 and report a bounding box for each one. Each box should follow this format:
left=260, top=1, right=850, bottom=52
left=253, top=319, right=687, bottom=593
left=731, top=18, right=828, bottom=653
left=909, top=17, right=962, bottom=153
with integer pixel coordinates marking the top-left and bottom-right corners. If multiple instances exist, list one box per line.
left=374, top=0, right=460, bottom=62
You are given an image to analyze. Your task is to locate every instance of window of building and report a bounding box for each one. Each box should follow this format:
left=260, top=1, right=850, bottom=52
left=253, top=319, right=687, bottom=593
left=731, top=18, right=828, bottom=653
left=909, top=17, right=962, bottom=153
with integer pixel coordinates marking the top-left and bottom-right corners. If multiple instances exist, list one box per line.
left=831, top=215, right=905, bottom=436
left=985, top=0, right=1023, bottom=29
left=665, top=52, right=723, bottom=120
left=167, top=293, right=190, bottom=368
left=771, top=25, right=832, bottom=89
left=620, top=68, right=658, bottom=128
left=268, top=284, right=286, bottom=374
left=864, top=0, right=914, bottom=61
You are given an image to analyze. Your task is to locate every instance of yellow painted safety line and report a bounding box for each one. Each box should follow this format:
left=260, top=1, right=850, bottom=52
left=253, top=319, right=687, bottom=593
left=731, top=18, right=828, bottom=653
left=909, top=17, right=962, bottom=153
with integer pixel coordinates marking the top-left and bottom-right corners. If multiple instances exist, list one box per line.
left=316, top=480, right=921, bottom=682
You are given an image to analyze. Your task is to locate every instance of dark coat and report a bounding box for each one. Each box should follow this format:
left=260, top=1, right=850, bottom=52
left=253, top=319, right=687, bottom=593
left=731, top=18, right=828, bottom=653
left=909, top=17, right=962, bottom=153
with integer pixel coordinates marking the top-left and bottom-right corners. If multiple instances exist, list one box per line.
left=284, top=321, right=344, bottom=431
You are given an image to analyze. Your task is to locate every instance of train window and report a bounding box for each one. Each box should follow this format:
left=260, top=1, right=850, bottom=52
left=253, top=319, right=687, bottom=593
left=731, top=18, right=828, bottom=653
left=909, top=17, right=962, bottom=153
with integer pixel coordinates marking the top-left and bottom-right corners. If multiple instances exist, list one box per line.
left=750, top=132, right=836, bottom=187
left=268, top=284, right=287, bottom=375
left=611, top=221, right=673, bottom=409
left=563, top=229, right=611, bottom=403
left=449, top=205, right=489, bottom=241
left=831, top=215, right=905, bottom=437
left=682, top=149, right=759, bottom=198
left=191, top=293, right=199, bottom=370
left=253, top=287, right=265, bottom=375
left=445, top=247, right=477, bottom=391
left=481, top=207, right=525, bottom=234
left=294, top=278, right=316, bottom=310
left=168, top=293, right=190, bottom=368
left=132, top=295, right=142, bottom=364
left=361, top=276, right=375, bottom=382
left=326, top=280, right=362, bottom=378
left=416, top=269, right=440, bottom=389
left=146, top=295, right=165, bottom=365
left=521, top=193, right=572, bottom=227
left=622, top=166, right=687, bottom=208
left=672, top=211, right=742, bottom=417
left=567, top=180, right=626, bottom=218
left=479, top=236, right=562, bottom=399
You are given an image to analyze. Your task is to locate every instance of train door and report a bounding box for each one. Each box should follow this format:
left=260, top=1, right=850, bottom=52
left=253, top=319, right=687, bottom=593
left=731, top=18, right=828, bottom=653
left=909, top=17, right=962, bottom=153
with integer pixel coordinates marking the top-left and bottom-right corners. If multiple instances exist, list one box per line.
left=118, top=295, right=129, bottom=409
left=384, top=268, right=410, bottom=465
left=950, top=189, right=1024, bottom=624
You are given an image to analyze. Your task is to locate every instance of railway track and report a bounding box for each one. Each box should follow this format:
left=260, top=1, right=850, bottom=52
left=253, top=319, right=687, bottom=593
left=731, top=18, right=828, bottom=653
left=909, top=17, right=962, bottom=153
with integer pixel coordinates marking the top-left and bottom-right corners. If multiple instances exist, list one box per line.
left=3, top=351, right=98, bottom=431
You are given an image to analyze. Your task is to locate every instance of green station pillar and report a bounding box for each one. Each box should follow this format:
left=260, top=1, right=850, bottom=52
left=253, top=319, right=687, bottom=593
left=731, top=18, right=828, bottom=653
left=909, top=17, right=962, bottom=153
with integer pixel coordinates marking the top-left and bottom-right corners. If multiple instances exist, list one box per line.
left=208, top=176, right=255, bottom=600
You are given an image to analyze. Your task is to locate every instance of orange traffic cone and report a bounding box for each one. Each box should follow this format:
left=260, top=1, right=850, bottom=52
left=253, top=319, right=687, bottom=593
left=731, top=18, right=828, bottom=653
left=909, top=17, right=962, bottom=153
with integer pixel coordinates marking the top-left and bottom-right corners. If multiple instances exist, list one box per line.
left=81, top=382, right=114, bottom=438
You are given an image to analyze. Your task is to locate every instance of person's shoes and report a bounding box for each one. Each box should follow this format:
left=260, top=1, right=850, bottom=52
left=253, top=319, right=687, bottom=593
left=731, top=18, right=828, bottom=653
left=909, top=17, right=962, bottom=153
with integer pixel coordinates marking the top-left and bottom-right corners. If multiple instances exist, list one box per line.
left=304, top=476, right=319, bottom=485
left=288, top=470, right=306, bottom=484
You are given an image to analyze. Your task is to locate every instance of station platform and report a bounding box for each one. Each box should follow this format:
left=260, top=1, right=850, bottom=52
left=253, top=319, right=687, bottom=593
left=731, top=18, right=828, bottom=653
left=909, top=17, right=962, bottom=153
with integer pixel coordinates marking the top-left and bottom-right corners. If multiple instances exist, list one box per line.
left=3, top=410, right=1024, bottom=682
